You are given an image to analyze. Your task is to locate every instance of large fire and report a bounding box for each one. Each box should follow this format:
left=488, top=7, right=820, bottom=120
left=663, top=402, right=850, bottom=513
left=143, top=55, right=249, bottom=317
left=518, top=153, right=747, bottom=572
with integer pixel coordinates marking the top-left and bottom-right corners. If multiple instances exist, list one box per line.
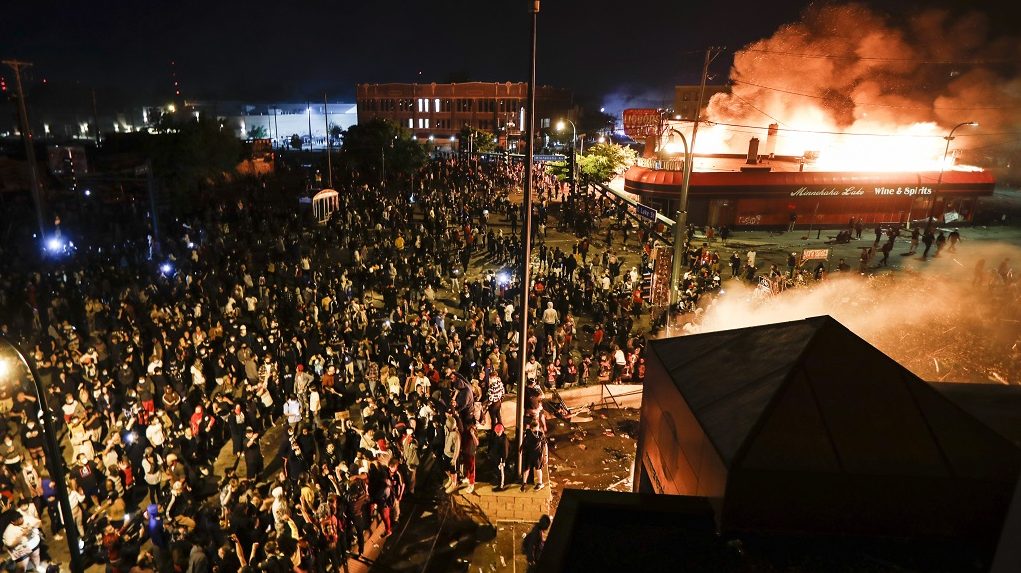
left=689, top=3, right=1021, bottom=174
left=684, top=121, right=984, bottom=173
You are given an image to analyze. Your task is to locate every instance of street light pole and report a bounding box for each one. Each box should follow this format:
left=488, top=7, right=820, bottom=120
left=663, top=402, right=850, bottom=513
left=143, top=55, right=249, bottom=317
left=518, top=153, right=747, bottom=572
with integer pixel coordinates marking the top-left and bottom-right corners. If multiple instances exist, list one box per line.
left=3, top=60, right=46, bottom=241
left=556, top=119, right=577, bottom=201
left=324, top=93, right=333, bottom=188
left=0, top=337, right=84, bottom=573
left=516, top=0, right=540, bottom=478
left=667, top=129, right=691, bottom=310
left=928, top=121, right=978, bottom=226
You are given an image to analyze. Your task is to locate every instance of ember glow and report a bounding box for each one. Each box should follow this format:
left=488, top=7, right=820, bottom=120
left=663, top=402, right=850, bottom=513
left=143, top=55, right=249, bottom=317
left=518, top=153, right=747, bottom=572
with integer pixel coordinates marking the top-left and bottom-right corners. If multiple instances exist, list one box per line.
left=697, top=3, right=1021, bottom=173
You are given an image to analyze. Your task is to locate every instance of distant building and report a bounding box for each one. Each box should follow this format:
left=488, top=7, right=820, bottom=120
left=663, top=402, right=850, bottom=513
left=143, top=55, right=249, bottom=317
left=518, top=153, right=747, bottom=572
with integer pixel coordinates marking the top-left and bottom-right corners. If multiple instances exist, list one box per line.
left=674, top=84, right=729, bottom=120
left=356, top=82, right=573, bottom=150
left=178, top=101, right=358, bottom=149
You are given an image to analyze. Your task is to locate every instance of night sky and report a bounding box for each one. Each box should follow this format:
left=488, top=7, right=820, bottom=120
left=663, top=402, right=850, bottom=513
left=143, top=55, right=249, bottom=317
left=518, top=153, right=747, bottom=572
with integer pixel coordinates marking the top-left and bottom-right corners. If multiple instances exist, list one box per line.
left=2, top=0, right=1016, bottom=110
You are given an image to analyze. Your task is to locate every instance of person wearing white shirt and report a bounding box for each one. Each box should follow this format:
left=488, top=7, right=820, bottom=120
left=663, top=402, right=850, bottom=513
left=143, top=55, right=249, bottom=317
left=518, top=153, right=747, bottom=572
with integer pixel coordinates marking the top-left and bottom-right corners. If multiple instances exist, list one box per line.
left=3, top=508, right=45, bottom=572
left=524, top=356, right=539, bottom=382
left=308, top=387, right=321, bottom=424
left=145, top=418, right=166, bottom=449
left=541, top=302, right=559, bottom=335
left=283, top=396, right=301, bottom=426
left=612, top=346, right=627, bottom=383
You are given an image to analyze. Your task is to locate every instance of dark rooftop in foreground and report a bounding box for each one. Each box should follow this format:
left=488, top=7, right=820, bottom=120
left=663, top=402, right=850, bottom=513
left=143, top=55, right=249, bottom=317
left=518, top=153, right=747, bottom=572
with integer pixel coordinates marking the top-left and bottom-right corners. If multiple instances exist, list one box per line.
left=537, top=489, right=998, bottom=573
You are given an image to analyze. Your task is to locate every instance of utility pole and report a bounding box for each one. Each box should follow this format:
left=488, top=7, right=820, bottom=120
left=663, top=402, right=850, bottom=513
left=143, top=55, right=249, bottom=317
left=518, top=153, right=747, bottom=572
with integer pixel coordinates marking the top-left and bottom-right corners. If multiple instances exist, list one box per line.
left=91, top=88, right=101, bottom=146
left=516, top=0, right=539, bottom=477
left=669, top=46, right=721, bottom=310
left=146, top=161, right=161, bottom=258
left=306, top=100, right=313, bottom=153
left=324, top=93, right=333, bottom=188
left=3, top=60, right=46, bottom=240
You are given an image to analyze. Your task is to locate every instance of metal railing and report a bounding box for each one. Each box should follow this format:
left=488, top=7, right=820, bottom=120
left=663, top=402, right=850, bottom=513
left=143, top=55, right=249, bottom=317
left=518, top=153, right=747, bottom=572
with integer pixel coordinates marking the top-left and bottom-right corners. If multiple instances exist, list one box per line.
left=590, top=182, right=676, bottom=245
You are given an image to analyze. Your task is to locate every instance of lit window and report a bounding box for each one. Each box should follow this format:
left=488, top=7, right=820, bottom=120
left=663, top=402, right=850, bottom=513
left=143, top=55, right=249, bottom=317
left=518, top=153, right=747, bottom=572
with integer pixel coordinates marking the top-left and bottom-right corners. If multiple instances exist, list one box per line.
left=408, top=118, right=413, bottom=128
left=434, top=98, right=440, bottom=112
left=424, top=119, right=430, bottom=128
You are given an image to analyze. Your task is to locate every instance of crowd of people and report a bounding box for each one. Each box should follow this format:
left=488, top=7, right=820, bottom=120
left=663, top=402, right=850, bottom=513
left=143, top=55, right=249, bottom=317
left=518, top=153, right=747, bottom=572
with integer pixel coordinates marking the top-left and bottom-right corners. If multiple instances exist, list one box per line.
left=0, top=155, right=651, bottom=573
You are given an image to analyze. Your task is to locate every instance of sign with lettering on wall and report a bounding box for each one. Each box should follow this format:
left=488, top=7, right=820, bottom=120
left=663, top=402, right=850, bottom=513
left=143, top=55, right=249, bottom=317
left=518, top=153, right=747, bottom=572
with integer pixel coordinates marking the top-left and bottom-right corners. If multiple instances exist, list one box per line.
left=789, top=186, right=934, bottom=198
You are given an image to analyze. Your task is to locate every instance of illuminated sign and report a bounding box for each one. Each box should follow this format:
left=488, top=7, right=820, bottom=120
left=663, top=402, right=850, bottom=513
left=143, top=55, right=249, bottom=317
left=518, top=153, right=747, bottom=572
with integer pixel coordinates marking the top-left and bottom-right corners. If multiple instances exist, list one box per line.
left=789, top=186, right=933, bottom=198
left=873, top=186, right=933, bottom=196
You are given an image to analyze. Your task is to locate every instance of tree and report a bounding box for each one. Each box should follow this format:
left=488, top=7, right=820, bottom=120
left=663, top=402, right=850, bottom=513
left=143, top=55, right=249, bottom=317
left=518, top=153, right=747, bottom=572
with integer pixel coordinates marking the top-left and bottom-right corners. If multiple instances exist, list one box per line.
left=457, top=126, right=499, bottom=155
left=247, top=125, right=268, bottom=139
left=329, top=124, right=343, bottom=143
left=144, top=115, right=243, bottom=196
left=339, top=119, right=427, bottom=184
left=548, top=142, right=637, bottom=185
left=290, top=134, right=303, bottom=150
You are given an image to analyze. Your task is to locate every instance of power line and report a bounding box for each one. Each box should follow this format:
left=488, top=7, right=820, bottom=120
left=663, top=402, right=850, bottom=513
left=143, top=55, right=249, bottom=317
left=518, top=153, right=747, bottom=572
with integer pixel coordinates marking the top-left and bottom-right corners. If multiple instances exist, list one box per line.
left=706, top=120, right=1021, bottom=139
left=726, top=88, right=790, bottom=127
left=740, top=47, right=1014, bottom=65
left=731, top=78, right=1021, bottom=111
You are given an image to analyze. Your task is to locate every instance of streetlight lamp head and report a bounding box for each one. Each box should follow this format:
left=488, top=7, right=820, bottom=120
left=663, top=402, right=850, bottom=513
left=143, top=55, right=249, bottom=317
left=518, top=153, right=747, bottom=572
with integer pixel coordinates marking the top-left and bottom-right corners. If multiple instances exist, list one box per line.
left=556, top=120, right=565, bottom=132
left=0, top=358, right=9, bottom=380
left=968, top=121, right=978, bottom=127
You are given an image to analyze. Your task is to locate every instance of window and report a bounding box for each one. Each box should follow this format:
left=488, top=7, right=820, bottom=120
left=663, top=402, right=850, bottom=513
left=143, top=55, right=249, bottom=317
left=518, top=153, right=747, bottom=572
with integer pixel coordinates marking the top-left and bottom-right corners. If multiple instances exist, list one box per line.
left=408, top=118, right=414, bottom=128
left=541, top=118, right=550, bottom=128
left=434, top=98, right=440, bottom=113
left=457, top=99, right=473, bottom=112
left=418, top=98, right=431, bottom=113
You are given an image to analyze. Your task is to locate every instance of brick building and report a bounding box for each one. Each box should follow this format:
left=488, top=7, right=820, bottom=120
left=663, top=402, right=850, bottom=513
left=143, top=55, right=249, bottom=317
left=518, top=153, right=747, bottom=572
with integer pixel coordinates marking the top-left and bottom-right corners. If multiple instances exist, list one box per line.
left=356, top=82, right=573, bottom=149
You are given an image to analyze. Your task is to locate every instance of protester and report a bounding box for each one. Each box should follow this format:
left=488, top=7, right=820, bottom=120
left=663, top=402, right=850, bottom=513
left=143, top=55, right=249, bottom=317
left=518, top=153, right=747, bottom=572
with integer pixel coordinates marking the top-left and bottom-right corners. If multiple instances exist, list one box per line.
left=0, top=154, right=654, bottom=572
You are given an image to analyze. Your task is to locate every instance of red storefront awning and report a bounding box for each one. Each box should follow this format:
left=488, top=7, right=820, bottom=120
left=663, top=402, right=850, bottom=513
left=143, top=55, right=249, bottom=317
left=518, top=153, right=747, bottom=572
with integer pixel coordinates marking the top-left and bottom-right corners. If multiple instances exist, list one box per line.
left=624, top=166, right=996, bottom=198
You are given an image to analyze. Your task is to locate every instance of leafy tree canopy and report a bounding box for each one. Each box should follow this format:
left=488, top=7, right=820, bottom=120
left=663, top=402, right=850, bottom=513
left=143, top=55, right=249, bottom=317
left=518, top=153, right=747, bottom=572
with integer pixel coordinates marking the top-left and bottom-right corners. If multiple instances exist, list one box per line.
left=339, top=119, right=427, bottom=184
left=549, top=142, right=637, bottom=185
left=457, top=126, right=499, bottom=154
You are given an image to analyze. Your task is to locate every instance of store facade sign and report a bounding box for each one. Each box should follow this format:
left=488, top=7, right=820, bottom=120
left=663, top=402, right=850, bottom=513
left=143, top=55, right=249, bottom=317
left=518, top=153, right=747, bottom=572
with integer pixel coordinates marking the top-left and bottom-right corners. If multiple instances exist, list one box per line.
left=789, top=186, right=934, bottom=198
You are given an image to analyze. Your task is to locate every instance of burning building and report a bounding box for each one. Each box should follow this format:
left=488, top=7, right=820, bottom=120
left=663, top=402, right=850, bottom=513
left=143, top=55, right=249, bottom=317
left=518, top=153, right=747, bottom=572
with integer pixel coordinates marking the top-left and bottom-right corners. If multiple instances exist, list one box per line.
left=622, top=3, right=1019, bottom=228
left=623, top=139, right=995, bottom=228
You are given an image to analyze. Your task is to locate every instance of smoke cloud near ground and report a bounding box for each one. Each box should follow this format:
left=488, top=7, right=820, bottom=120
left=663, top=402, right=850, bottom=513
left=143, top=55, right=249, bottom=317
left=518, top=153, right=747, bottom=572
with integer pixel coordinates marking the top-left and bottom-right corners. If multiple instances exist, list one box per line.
left=704, top=3, right=1021, bottom=163
left=685, top=242, right=1021, bottom=384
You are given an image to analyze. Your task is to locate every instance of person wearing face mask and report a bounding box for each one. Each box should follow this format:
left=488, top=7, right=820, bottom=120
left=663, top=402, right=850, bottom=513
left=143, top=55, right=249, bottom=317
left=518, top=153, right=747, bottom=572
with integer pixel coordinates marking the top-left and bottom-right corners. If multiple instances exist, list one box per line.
left=19, top=420, right=44, bottom=471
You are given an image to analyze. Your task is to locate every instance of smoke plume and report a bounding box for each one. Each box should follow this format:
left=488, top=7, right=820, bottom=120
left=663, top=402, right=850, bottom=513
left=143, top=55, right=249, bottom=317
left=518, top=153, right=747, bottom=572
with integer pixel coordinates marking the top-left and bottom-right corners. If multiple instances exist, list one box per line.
left=704, top=3, right=1021, bottom=165
left=685, top=243, right=1021, bottom=384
